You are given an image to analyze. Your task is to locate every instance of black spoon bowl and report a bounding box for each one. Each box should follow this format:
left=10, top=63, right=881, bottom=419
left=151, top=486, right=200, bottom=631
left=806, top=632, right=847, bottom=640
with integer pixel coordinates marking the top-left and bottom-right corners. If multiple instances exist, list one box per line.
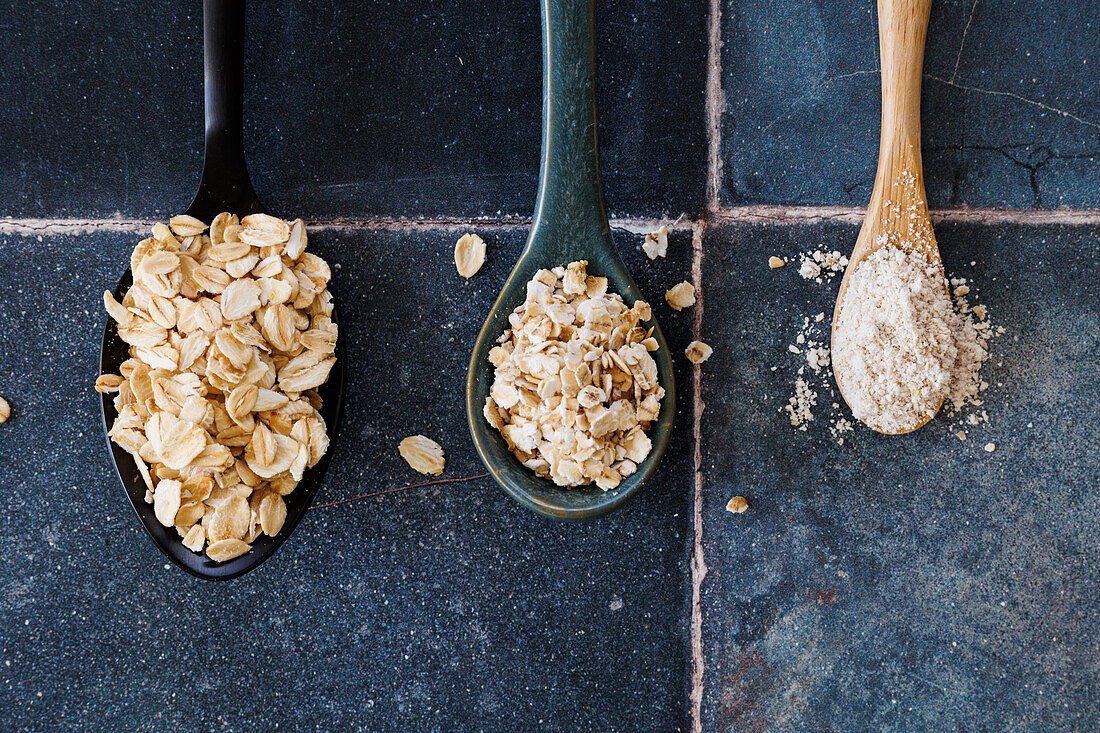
left=99, top=0, right=345, bottom=580
left=465, top=0, right=676, bottom=521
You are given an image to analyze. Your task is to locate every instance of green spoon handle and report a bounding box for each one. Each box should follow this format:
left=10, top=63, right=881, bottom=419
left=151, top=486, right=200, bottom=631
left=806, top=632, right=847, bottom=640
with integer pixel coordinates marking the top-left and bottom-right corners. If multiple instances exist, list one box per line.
left=529, top=0, right=612, bottom=262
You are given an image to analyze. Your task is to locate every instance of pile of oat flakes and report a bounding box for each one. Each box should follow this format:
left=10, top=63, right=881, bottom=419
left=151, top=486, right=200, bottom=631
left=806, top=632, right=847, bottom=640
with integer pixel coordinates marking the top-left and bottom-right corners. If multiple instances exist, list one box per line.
left=97, top=212, right=337, bottom=562
left=483, top=260, right=664, bottom=490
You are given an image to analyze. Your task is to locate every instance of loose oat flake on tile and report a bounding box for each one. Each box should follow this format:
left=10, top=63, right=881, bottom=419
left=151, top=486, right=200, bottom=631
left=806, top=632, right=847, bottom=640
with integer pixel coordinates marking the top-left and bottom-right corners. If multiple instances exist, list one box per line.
left=665, top=281, right=696, bottom=311
left=484, top=260, right=664, bottom=490
left=454, top=233, right=487, bottom=278
left=399, top=435, right=445, bottom=476
left=97, top=212, right=337, bottom=562
left=685, top=341, right=713, bottom=365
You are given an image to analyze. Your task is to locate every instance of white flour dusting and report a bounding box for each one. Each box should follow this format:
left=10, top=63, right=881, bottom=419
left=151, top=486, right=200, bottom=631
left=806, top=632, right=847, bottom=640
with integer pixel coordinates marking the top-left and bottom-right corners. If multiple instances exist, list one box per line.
left=832, top=244, right=957, bottom=433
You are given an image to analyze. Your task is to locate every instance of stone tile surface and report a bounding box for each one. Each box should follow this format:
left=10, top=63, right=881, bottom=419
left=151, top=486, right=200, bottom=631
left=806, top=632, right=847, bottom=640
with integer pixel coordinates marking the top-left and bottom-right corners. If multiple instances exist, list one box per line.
left=0, top=226, right=695, bottom=732
left=720, top=0, right=1100, bottom=208
left=0, top=0, right=707, bottom=220
left=699, top=220, right=1100, bottom=731
left=2, top=0, right=1099, bottom=729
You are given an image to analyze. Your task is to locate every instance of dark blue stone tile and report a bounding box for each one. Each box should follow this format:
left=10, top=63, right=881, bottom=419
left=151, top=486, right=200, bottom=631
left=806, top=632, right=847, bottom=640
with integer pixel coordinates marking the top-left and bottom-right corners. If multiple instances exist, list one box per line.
left=0, top=0, right=706, bottom=220
left=0, top=225, right=694, bottom=732
left=699, top=221, right=1100, bottom=730
left=720, top=0, right=1100, bottom=208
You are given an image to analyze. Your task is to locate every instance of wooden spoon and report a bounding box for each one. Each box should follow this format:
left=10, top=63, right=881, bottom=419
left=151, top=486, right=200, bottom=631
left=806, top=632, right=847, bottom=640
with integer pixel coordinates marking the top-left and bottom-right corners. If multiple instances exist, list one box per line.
left=99, top=0, right=345, bottom=579
left=831, top=0, right=948, bottom=435
left=465, top=0, right=676, bottom=520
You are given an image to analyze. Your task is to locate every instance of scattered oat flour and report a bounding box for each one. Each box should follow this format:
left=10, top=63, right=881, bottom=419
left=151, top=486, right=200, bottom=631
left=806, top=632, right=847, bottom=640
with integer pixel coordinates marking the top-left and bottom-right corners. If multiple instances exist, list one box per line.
left=779, top=246, right=1000, bottom=442
left=832, top=245, right=956, bottom=433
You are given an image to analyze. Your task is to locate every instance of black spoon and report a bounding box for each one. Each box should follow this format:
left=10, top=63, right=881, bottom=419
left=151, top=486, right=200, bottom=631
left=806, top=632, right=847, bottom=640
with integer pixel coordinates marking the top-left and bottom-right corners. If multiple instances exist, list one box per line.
left=99, top=0, right=345, bottom=580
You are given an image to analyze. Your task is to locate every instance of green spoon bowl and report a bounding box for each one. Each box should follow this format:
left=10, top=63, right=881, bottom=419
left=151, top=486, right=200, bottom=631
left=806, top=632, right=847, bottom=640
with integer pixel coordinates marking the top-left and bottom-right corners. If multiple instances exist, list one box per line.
left=465, top=0, right=676, bottom=521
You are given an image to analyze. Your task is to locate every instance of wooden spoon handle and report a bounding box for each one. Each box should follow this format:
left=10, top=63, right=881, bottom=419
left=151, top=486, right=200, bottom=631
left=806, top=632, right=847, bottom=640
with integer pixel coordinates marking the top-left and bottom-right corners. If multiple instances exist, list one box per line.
left=874, top=0, right=932, bottom=190
left=853, top=0, right=936, bottom=262
left=528, top=0, right=612, bottom=262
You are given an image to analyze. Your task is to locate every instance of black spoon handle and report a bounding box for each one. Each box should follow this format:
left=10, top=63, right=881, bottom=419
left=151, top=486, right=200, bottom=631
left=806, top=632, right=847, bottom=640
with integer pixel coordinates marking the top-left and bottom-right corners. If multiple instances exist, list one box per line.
left=528, top=0, right=611, bottom=262
left=186, top=0, right=262, bottom=221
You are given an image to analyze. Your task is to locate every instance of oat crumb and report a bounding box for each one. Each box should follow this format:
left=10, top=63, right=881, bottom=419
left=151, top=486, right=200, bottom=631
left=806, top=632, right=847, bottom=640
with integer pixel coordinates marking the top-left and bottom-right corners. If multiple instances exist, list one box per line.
left=768, top=256, right=786, bottom=269
left=643, top=226, right=669, bottom=259
left=984, top=442, right=996, bottom=452
left=798, top=260, right=821, bottom=279
left=726, top=496, right=748, bottom=514
left=685, top=341, right=713, bottom=365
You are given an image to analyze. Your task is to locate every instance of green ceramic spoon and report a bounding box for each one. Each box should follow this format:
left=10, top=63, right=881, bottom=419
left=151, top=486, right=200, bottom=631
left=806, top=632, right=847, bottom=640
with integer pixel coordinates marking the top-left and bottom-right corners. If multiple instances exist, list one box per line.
left=465, top=0, right=676, bottom=520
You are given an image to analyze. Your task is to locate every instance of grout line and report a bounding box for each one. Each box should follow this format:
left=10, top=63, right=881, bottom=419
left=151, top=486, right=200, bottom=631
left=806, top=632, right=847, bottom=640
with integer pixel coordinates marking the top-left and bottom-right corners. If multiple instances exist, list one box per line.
left=609, top=215, right=696, bottom=234
left=0, top=215, right=690, bottom=237
left=2, top=206, right=1098, bottom=239
left=704, top=0, right=725, bottom=213
left=688, top=220, right=708, bottom=733
left=707, top=205, right=1100, bottom=226
left=308, top=215, right=531, bottom=232
left=0, top=218, right=159, bottom=236
left=693, top=0, right=724, bottom=719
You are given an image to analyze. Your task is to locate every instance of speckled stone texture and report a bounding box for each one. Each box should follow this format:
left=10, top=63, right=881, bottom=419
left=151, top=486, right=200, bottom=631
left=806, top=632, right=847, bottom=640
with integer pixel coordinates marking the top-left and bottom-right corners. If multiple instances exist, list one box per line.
left=0, top=227, right=695, bottom=732
left=0, top=0, right=707, bottom=220
left=721, top=0, right=1100, bottom=208
left=1, top=0, right=1099, bottom=730
left=700, top=221, right=1100, bottom=731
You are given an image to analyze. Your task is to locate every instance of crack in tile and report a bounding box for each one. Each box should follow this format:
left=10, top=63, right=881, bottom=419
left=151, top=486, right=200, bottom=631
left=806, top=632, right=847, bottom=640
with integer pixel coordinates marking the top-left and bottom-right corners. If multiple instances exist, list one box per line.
left=950, top=0, right=982, bottom=84
left=926, top=75, right=1100, bottom=131
left=930, top=143, right=1099, bottom=208
left=758, top=70, right=879, bottom=135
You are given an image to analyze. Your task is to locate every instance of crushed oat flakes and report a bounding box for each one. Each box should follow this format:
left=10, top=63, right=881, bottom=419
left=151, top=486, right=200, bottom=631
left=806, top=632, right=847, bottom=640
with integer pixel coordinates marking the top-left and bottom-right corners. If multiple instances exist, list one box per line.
left=685, top=341, right=713, bottom=365
left=454, top=233, right=487, bottom=278
left=778, top=246, right=1000, bottom=442
left=484, top=260, right=664, bottom=490
left=785, top=375, right=817, bottom=430
left=643, top=226, right=668, bottom=259
left=797, top=250, right=848, bottom=283
left=0, top=396, right=9, bottom=423
left=833, top=244, right=955, bottom=433
left=984, top=442, right=996, bottom=452
left=98, top=212, right=336, bottom=563
left=726, top=496, right=748, bottom=513
left=768, top=256, right=786, bottom=269
left=399, top=435, right=446, bottom=476
left=665, top=281, right=696, bottom=311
